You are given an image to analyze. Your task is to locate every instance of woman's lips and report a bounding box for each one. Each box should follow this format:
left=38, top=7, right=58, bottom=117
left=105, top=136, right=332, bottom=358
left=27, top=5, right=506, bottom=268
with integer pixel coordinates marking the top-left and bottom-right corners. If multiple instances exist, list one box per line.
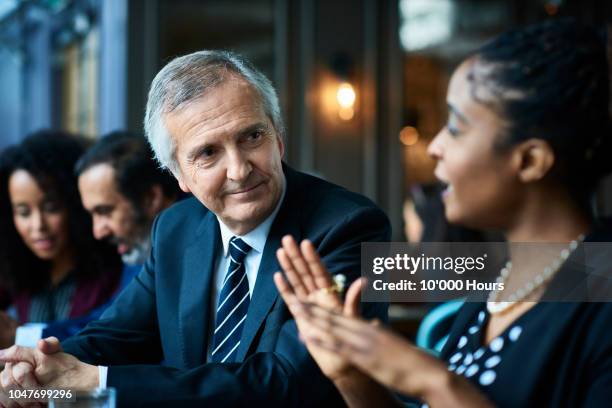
left=441, top=184, right=454, bottom=199
left=32, top=238, right=55, bottom=251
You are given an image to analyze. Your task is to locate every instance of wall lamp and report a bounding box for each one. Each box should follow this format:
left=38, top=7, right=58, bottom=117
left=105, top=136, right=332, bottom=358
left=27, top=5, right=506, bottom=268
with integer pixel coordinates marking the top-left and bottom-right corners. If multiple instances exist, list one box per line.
left=330, top=53, right=356, bottom=121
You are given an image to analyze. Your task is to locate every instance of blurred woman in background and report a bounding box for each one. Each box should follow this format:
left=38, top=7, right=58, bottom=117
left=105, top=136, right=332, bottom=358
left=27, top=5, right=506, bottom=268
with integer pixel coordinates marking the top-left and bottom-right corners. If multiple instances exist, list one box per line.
left=0, top=131, right=122, bottom=348
left=403, top=184, right=489, bottom=242
left=274, top=19, right=612, bottom=407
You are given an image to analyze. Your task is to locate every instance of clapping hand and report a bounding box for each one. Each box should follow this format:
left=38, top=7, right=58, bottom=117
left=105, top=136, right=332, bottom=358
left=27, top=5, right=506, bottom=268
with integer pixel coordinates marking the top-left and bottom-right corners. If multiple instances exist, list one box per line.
left=274, top=235, right=364, bottom=381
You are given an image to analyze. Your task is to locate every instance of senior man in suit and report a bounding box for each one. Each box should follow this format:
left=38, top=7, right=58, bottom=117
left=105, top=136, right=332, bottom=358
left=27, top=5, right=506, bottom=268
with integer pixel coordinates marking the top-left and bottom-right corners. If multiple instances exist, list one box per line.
left=0, top=50, right=389, bottom=407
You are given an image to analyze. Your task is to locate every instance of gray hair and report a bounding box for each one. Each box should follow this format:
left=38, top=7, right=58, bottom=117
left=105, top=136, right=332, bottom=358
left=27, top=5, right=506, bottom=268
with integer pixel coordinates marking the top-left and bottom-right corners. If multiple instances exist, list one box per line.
left=144, top=50, right=285, bottom=174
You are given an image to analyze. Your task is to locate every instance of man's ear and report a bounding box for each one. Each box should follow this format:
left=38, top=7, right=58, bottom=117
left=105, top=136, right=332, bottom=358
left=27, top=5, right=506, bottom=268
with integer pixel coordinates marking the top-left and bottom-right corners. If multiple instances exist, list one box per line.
left=276, top=134, right=285, bottom=158
left=177, top=179, right=190, bottom=194
left=512, top=139, right=555, bottom=183
left=173, top=168, right=191, bottom=194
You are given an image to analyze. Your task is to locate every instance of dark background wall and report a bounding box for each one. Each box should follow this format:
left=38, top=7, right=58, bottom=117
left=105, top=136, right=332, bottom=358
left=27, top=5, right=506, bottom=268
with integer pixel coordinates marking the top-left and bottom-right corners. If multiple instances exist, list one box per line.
left=0, top=0, right=610, bottom=237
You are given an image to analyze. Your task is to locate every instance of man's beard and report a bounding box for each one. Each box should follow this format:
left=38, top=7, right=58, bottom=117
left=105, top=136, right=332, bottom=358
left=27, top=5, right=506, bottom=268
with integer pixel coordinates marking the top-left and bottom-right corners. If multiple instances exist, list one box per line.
left=120, top=210, right=153, bottom=265
left=121, top=237, right=151, bottom=266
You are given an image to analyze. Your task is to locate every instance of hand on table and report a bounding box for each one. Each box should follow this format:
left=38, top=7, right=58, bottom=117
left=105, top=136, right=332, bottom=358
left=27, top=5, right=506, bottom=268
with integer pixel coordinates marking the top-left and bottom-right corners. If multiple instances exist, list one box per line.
left=0, top=337, right=98, bottom=404
left=0, top=360, right=41, bottom=408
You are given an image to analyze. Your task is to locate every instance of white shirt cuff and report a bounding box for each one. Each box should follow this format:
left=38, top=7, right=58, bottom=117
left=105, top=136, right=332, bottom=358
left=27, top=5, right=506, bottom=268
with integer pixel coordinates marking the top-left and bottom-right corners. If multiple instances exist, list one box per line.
left=98, top=366, right=108, bottom=389
left=14, top=323, right=47, bottom=348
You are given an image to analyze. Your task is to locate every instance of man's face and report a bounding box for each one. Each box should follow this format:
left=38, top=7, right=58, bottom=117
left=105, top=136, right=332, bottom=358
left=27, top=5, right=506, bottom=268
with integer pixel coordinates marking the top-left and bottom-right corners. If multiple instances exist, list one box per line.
left=165, top=76, right=285, bottom=235
left=78, top=163, right=148, bottom=256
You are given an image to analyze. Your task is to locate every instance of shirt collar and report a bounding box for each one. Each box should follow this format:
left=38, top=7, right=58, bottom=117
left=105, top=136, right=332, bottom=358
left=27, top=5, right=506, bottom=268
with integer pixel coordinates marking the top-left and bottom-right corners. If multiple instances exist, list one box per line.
left=217, top=174, right=286, bottom=257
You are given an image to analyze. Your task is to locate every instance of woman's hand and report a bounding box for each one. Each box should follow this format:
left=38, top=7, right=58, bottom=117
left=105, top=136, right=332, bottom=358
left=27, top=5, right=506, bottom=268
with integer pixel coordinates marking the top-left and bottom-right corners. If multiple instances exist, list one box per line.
left=296, top=304, right=494, bottom=407
left=274, top=235, right=362, bottom=381
left=273, top=235, right=492, bottom=407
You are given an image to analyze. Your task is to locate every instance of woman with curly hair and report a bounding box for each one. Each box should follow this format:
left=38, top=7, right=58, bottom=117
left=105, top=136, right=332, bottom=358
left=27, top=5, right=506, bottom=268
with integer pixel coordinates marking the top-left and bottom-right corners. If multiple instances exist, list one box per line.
left=0, top=131, right=122, bottom=348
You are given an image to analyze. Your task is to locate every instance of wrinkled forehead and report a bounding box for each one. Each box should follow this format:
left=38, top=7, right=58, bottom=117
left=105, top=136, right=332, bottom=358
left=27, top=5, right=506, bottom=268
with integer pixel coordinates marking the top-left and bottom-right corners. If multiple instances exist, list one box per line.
left=165, top=80, right=271, bottom=145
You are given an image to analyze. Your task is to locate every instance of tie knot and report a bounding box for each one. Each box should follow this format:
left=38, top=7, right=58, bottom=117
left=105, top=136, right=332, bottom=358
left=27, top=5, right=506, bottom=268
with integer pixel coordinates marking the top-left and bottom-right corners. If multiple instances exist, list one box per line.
left=229, top=237, right=251, bottom=264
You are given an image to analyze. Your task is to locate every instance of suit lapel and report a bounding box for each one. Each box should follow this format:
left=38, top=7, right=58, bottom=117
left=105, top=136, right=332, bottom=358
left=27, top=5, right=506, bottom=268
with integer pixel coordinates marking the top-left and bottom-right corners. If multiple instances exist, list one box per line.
left=179, top=211, right=219, bottom=367
left=237, top=167, right=301, bottom=360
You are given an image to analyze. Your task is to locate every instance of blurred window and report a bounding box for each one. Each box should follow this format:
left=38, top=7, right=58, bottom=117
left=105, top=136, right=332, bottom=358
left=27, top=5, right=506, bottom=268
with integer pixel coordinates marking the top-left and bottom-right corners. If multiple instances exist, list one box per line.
left=55, top=23, right=99, bottom=137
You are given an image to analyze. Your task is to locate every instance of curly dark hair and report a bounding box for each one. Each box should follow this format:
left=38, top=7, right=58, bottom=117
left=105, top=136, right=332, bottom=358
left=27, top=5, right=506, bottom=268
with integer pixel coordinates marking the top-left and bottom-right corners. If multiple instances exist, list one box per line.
left=468, top=18, right=611, bottom=211
left=0, top=130, right=122, bottom=294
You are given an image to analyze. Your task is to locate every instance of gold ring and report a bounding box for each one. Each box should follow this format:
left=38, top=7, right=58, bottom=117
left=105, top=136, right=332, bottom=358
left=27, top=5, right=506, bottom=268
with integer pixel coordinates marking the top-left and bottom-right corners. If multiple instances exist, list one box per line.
left=318, top=274, right=347, bottom=295
left=319, top=285, right=342, bottom=295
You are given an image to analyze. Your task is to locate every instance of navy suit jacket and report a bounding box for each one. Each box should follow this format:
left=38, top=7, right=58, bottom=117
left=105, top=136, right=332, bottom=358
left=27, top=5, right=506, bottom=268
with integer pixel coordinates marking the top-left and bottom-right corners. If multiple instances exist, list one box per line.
left=62, top=165, right=390, bottom=407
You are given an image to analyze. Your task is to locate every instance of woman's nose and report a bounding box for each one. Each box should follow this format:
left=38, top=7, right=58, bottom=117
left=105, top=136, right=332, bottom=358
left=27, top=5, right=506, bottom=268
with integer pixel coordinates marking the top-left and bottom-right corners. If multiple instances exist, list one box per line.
left=427, top=130, right=445, bottom=161
left=31, top=210, right=48, bottom=232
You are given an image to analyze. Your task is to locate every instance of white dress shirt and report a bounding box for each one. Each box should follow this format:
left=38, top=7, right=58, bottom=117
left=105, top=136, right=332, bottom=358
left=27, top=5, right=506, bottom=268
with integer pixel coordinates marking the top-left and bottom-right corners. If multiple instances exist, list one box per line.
left=206, top=177, right=286, bottom=361
left=99, top=176, right=286, bottom=387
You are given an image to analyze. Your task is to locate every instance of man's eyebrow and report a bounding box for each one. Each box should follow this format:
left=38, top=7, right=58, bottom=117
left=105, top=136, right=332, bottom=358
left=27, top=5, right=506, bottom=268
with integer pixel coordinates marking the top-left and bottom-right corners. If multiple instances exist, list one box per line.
left=237, top=122, right=270, bottom=138
left=186, top=143, right=214, bottom=162
left=186, top=122, right=271, bottom=161
left=447, top=103, right=470, bottom=125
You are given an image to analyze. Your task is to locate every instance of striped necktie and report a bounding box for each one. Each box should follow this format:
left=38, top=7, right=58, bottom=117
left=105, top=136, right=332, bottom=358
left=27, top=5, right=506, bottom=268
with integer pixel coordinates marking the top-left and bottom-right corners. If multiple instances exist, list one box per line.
left=211, top=236, right=252, bottom=363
